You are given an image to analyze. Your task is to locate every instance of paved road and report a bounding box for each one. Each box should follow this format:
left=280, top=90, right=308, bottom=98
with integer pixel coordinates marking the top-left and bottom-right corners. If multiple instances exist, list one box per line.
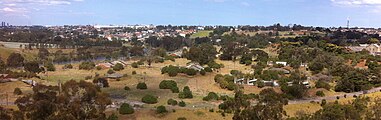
left=288, top=87, right=381, bottom=104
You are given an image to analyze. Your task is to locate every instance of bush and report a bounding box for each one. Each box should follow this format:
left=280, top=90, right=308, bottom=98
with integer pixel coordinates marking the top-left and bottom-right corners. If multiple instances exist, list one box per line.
left=167, top=99, right=178, bottom=106
left=45, top=62, right=56, bottom=71
left=107, top=69, right=115, bottom=74
left=159, top=80, right=179, bottom=93
left=185, top=69, right=197, bottom=76
left=124, top=86, right=130, bottom=91
left=141, top=95, right=158, bottom=104
left=79, top=62, right=95, bottom=70
left=156, top=105, right=168, bottom=114
left=203, top=92, right=219, bottom=101
left=63, top=64, right=73, bottom=69
left=13, top=88, right=22, bottom=95
left=204, top=67, right=212, bottom=72
left=273, top=64, right=284, bottom=68
left=257, top=80, right=265, bottom=88
left=316, top=91, right=325, bottom=97
left=177, top=117, right=187, bottom=120
left=209, top=109, right=214, bottom=112
left=132, top=71, right=137, bottom=75
left=136, top=82, right=147, bottom=89
left=96, top=66, right=102, bottom=70
left=179, top=86, right=193, bottom=99
left=131, top=62, right=139, bottom=68
left=321, top=99, right=327, bottom=106
left=200, top=70, right=206, bottom=75
left=119, top=103, right=134, bottom=114
left=107, top=113, right=118, bottom=120
left=315, top=80, right=331, bottom=90
left=85, top=76, right=93, bottom=80
left=93, top=77, right=109, bottom=87
left=179, top=101, right=186, bottom=107
left=112, top=63, right=124, bottom=71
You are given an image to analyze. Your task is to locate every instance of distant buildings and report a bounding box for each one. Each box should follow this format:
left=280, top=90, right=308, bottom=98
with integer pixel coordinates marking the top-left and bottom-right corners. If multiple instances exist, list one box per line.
left=346, top=44, right=381, bottom=55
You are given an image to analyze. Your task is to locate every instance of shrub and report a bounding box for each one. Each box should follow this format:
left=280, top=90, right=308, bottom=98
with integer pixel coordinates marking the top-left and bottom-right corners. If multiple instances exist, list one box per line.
left=141, top=95, right=158, bottom=104
left=273, top=64, right=284, bottom=68
left=204, top=67, right=212, bottom=72
left=159, top=80, right=179, bottom=93
left=124, top=86, right=130, bottom=91
left=63, top=64, right=73, bottom=69
left=107, top=69, right=115, bottom=74
left=92, top=77, right=109, bottom=87
left=209, top=109, right=214, bottom=112
left=96, top=66, right=102, bottom=70
left=315, top=80, right=331, bottom=90
left=321, top=99, right=327, bottom=106
left=107, top=113, right=118, bottom=120
left=179, top=86, right=193, bottom=99
left=200, top=70, right=206, bottom=75
left=177, top=117, right=187, bottom=120
left=112, top=63, right=124, bottom=71
left=137, top=60, right=144, bottom=65
left=131, top=62, right=139, bottom=68
left=79, top=62, right=95, bottom=70
left=257, top=80, right=265, bottom=88
left=45, top=62, right=56, bottom=71
left=132, top=71, right=137, bottom=75
left=179, top=101, right=186, bottom=107
left=167, top=99, right=178, bottom=106
left=203, top=92, right=219, bottom=101
left=13, top=88, right=22, bottom=95
left=136, top=82, right=147, bottom=89
left=119, top=103, right=134, bottom=114
left=316, top=91, right=325, bottom=97
left=85, top=76, right=92, bottom=80
left=156, top=105, right=168, bottom=114
left=185, top=69, right=197, bottom=76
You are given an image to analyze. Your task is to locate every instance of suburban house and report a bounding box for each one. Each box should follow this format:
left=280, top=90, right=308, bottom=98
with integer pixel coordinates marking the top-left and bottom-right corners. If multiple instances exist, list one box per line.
left=264, top=80, right=279, bottom=87
left=346, top=44, right=381, bottom=55
left=22, top=80, right=38, bottom=86
left=275, top=61, right=288, bottom=66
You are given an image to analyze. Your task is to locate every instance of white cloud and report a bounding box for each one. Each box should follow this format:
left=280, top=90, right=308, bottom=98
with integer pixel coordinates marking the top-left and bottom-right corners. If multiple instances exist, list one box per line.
left=2, top=7, right=16, bottom=12
left=331, top=0, right=381, bottom=6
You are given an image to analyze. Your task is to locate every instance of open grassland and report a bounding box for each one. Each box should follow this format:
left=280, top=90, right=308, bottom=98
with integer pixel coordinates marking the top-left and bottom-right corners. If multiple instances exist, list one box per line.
left=190, top=30, right=212, bottom=38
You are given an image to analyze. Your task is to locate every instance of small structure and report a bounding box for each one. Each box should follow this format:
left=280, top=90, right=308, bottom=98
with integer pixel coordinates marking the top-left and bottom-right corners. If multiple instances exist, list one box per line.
left=275, top=61, right=287, bottom=66
left=106, top=73, right=123, bottom=79
left=96, top=63, right=113, bottom=69
left=22, top=80, right=38, bottom=86
left=269, top=68, right=290, bottom=74
left=302, top=81, right=311, bottom=88
left=234, top=78, right=245, bottom=85
left=247, top=78, right=258, bottom=86
left=263, top=80, right=279, bottom=87
left=186, top=63, right=204, bottom=71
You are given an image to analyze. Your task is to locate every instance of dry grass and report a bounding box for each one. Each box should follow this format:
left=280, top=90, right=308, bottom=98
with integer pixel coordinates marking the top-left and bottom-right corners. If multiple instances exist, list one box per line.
left=114, top=108, right=232, bottom=120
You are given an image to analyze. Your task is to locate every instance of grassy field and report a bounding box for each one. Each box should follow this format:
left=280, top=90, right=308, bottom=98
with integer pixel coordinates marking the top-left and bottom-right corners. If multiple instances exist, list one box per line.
left=190, top=31, right=212, bottom=39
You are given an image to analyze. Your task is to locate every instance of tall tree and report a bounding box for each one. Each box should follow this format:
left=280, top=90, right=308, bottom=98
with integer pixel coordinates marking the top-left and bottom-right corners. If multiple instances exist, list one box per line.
left=7, top=53, right=24, bottom=67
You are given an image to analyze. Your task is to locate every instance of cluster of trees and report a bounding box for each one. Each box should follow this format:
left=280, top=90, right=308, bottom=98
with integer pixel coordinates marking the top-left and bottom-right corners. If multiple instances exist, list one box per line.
left=219, top=89, right=288, bottom=120
left=214, top=74, right=237, bottom=91
left=178, top=86, right=193, bottom=99
left=12, top=80, right=111, bottom=120
left=161, top=65, right=199, bottom=77
left=183, top=43, right=217, bottom=65
left=159, top=80, right=179, bottom=93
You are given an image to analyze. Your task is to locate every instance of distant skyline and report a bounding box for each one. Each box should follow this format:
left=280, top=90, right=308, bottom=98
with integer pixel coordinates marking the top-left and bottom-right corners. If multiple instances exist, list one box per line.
left=1, top=0, right=381, bottom=28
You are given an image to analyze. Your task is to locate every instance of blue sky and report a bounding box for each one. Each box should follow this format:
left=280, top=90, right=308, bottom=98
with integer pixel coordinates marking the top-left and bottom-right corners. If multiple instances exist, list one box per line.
left=1, top=0, right=381, bottom=27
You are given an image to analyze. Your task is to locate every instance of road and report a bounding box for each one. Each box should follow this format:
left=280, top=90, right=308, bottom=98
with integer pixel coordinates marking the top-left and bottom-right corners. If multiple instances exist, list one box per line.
left=288, top=87, right=381, bottom=104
